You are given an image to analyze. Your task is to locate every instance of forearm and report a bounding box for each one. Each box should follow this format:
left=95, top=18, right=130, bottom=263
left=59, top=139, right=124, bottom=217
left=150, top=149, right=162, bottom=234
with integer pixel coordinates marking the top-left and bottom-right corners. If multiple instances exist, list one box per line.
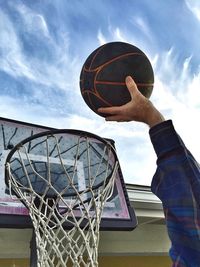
left=146, top=106, right=165, bottom=128
left=150, top=120, right=200, bottom=266
left=150, top=120, right=200, bottom=213
left=149, top=120, right=186, bottom=162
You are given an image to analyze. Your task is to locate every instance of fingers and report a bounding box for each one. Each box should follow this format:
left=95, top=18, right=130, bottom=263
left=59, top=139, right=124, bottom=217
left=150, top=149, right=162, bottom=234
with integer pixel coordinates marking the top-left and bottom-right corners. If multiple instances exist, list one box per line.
left=125, top=76, right=141, bottom=99
left=98, top=76, right=139, bottom=114
left=98, top=106, right=122, bottom=115
left=105, top=115, right=128, bottom=122
left=98, top=76, right=141, bottom=121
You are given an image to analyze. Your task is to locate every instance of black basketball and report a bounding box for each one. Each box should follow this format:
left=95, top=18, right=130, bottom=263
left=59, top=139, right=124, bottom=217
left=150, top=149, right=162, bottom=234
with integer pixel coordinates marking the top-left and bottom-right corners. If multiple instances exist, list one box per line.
left=80, top=42, right=154, bottom=117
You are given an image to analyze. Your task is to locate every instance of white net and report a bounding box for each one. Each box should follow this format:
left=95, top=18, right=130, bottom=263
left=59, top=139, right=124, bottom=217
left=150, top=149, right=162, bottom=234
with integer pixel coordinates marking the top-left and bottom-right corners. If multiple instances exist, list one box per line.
left=5, top=131, right=118, bottom=267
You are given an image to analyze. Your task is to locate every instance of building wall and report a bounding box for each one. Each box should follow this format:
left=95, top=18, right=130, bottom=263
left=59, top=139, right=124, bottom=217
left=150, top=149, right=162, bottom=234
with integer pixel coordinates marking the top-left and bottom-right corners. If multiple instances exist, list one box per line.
left=0, top=224, right=170, bottom=258
left=0, top=224, right=171, bottom=267
left=0, top=256, right=172, bottom=267
left=99, top=224, right=170, bottom=255
left=99, top=256, right=172, bottom=267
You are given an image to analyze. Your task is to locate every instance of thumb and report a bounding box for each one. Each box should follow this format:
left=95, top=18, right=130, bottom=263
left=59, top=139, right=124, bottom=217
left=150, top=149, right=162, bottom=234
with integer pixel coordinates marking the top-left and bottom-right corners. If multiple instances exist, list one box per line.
left=125, top=76, right=141, bottom=100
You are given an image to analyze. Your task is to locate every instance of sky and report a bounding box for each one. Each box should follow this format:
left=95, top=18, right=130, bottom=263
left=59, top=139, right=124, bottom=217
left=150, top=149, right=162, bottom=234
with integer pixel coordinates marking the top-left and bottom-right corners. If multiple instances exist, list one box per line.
left=0, top=0, right=200, bottom=186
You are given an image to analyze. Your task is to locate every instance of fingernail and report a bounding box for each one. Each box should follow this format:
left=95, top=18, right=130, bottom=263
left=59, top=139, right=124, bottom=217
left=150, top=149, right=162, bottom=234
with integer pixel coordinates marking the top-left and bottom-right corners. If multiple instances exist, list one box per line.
left=126, top=76, right=132, bottom=83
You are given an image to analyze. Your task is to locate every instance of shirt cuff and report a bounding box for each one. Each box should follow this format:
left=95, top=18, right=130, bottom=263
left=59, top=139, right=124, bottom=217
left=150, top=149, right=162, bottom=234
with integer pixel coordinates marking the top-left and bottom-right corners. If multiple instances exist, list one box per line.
left=149, top=120, right=185, bottom=158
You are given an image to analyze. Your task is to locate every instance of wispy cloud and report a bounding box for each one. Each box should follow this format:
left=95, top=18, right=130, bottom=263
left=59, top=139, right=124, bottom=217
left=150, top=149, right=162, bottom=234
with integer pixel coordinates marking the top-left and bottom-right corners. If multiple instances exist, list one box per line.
left=185, top=0, right=200, bottom=21
left=97, top=30, right=107, bottom=45
left=0, top=3, right=80, bottom=92
left=0, top=1, right=85, bottom=123
left=0, top=10, right=35, bottom=80
left=131, top=15, right=153, bottom=41
left=11, top=2, right=50, bottom=38
left=152, top=48, right=200, bottom=161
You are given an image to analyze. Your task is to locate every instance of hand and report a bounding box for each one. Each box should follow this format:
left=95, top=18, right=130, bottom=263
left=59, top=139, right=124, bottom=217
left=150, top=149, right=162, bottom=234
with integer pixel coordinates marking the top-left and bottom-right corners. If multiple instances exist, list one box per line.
left=98, top=76, right=165, bottom=128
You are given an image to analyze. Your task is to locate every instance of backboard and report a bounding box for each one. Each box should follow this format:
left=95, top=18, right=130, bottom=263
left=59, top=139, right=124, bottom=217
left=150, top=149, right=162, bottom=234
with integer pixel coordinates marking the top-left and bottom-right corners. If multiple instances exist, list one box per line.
left=0, top=117, right=137, bottom=230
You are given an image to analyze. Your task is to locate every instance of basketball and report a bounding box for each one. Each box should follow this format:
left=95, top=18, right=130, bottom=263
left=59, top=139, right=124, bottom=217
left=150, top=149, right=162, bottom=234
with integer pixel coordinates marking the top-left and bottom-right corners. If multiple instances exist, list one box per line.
left=80, top=41, right=154, bottom=117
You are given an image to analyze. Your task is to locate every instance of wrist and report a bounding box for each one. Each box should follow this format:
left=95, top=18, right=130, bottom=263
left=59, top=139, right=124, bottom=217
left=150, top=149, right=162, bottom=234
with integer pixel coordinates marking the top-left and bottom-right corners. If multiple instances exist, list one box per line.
left=146, top=108, right=165, bottom=128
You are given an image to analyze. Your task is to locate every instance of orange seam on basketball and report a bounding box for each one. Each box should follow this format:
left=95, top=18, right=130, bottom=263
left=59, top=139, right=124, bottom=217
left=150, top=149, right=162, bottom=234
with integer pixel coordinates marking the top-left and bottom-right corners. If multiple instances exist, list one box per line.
left=95, top=81, right=154, bottom=87
left=83, top=90, right=112, bottom=106
left=84, top=52, right=145, bottom=71
left=94, top=69, right=100, bottom=95
left=87, top=93, right=97, bottom=111
left=89, top=44, right=106, bottom=70
left=95, top=81, right=126, bottom=85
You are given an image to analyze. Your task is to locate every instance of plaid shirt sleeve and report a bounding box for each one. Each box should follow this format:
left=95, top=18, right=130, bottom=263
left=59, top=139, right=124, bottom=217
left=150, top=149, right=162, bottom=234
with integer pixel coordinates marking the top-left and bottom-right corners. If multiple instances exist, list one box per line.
left=149, top=120, right=200, bottom=267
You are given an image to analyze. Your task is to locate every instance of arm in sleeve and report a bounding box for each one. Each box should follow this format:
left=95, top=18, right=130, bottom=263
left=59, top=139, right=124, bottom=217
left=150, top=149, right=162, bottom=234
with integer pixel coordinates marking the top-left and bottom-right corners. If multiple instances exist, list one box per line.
left=150, top=120, right=200, bottom=267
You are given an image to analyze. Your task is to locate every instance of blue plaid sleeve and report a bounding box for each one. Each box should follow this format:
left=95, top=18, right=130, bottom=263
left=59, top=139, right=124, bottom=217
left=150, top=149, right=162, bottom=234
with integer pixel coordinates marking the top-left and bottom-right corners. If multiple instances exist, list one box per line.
left=150, top=120, right=200, bottom=267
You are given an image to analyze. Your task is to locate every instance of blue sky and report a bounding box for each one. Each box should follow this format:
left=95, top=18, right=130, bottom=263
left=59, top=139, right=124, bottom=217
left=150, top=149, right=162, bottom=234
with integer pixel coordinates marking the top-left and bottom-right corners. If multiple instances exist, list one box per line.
left=0, top=0, right=200, bottom=185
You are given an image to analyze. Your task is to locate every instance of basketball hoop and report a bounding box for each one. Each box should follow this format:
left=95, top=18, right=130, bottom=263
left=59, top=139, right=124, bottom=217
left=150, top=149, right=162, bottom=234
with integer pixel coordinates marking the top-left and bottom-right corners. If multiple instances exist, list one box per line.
left=5, top=129, right=118, bottom=267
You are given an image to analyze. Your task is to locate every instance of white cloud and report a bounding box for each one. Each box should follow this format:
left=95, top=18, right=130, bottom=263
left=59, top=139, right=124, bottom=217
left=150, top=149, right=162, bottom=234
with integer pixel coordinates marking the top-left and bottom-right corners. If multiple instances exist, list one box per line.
left=135, top=17, right=151, bottom=37
left=186, top=72, right=200, bottom=107
left=112, top=28, right=125, bottom=41
left=0, top=4, right=81, bottom=95
left=185, top=0, right=200, bottom=21
left=99, top=24, right=128, bottom=44
left=152, top=49, right=200, bottom=162
left=129, top=15, right=154, bottom=43
left=97, top=30, right=107, bottom=45
left=13, top=3, right=50, bottom=38
left=0, top=10, right=36, bottom=80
